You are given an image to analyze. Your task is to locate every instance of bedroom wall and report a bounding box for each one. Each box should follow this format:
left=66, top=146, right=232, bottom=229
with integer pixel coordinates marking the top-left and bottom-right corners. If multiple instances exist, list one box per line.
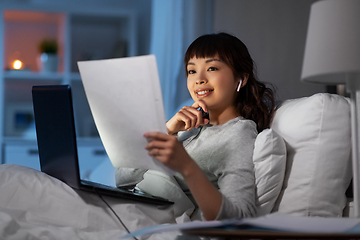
left=212, top=0, right=325, bottom=101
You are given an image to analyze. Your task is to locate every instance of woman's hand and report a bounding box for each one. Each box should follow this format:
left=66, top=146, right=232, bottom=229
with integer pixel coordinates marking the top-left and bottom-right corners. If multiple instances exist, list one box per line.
left=166, top=101, right=209, bottom=135
left=144, top=132, right=195, bottom=174
left=144, top=131, right=222, bottom=220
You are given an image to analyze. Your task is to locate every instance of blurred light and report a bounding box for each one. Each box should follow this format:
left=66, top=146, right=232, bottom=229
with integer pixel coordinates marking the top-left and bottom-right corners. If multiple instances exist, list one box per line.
left=13, top=59, right=22, bottom=70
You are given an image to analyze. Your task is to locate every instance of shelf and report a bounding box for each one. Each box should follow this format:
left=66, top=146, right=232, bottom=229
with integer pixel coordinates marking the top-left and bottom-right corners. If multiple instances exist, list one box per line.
left=4, top=71, right=64, bottom=103
left=4, top=70, right=64, bottom=81
left=70, top=14, right=129, bottom=72
left=3, top=137, right=37, bottom=145
left=3, top=10, right=65, bottom=72
left=0, top=5, right=138, bottom=168
left=3, top=136, right=103, bottom=145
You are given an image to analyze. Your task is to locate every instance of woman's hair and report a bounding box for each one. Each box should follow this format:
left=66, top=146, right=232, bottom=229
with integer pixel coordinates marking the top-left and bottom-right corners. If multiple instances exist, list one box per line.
left=184, top=32, right=276, bottom=132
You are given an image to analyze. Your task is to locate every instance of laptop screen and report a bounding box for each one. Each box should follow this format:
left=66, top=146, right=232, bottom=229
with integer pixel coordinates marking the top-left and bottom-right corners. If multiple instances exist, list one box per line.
left=32, top=85, right=81, bottom=189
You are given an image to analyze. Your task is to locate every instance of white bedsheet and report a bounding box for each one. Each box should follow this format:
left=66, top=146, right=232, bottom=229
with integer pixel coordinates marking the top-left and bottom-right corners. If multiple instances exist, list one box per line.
left=0, top=164, right=194, bottom=240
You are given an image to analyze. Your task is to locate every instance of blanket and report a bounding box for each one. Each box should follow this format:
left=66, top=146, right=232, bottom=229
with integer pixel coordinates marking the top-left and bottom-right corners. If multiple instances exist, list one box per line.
left=0, top=164, right=196, bottom=240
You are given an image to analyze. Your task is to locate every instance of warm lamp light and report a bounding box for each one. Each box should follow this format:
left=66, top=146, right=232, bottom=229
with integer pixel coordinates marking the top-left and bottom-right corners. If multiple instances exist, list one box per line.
left=301, top=0, right=360, bottom=217
left=12, top=59, right=23, bottom=70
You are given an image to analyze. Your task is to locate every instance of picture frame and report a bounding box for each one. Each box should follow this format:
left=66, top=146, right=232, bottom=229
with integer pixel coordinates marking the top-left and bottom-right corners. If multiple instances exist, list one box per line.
left=5, top=103, right=36, bottom=138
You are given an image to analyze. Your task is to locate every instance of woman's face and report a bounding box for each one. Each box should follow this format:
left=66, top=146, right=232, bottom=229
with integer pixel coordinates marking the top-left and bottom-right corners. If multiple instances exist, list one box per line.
left=186, top=56, right=239, bottom=113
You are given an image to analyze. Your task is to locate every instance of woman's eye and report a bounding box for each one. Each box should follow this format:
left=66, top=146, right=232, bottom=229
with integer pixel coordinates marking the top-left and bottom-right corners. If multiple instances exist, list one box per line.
left=208, top=67, right=218, bottom=72
left=188, top=69, right=196, bottom=74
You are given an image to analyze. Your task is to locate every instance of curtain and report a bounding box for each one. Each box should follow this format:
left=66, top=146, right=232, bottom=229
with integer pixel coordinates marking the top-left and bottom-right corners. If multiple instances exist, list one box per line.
left=150, top=0, right=213, bottom=120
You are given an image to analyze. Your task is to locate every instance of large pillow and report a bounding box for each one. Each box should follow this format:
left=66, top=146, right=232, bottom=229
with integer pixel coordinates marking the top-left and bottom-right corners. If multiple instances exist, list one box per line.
left=253, top=128, right=287, bottom=216
left=271, top=93, right=352, bottom=217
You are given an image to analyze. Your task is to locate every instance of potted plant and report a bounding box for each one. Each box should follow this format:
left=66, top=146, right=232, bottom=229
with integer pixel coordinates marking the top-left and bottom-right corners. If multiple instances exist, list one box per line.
left=38, top=38, right=59, bottom=72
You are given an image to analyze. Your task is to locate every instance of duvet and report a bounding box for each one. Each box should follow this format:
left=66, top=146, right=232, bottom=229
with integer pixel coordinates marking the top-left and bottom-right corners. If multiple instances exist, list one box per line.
left=0, top=164, right=192, bottom=240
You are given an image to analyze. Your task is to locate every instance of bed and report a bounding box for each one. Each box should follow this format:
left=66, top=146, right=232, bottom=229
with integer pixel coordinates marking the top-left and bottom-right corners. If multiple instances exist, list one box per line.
left=0, top=93, right=353, bottom=239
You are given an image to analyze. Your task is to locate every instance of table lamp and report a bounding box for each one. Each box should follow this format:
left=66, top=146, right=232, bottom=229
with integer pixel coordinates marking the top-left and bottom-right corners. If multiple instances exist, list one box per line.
left=301, top=0, right=360, bottom=217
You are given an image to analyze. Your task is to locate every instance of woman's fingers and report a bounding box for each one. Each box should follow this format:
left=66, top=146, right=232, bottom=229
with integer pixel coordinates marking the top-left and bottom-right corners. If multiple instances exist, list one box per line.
left=144, top=131, right=172, bottom=150
left=144, top=131, right=169, bottom=140
left=144, top=131, right=192, bottom=173
left=166, top=100, right=209, bottom=134
left=191, top=101, right=207, bottom=113
left=178, top=106, right=201, bottom=130
left=180, top=101, right=209, bottom=130
left=144, top=132, right=175, bottom=160
left=191, top=101, right=209, bottom=127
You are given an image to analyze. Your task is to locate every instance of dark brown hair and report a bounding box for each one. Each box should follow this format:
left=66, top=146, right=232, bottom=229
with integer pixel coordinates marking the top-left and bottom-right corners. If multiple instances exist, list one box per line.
left=184, top=32, right=275, bottom=132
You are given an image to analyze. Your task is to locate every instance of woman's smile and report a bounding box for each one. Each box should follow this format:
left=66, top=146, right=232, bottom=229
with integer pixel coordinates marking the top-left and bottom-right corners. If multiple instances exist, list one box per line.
left=195, top=88, right=214, bottom=98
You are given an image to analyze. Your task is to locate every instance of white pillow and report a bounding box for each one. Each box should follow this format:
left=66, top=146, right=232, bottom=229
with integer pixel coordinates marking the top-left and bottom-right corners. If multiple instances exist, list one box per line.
left=253, top=128, right=286, bottom=216
left=271, top=93, right=352, bottom=217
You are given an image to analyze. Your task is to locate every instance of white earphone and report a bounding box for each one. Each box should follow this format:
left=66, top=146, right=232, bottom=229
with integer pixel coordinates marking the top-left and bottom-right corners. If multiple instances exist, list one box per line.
left=237, top=79, right=243, bottom=92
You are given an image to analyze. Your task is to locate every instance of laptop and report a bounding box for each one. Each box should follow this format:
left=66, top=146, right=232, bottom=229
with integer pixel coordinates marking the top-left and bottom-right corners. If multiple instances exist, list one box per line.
left=32, top=84, right=173, bottom=205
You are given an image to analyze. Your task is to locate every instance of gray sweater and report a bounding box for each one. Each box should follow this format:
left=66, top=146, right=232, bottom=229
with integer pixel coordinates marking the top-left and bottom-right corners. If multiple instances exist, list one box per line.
left=176, top=117, right=257, bottom=219
left=116, top=117, right=257, bottom=220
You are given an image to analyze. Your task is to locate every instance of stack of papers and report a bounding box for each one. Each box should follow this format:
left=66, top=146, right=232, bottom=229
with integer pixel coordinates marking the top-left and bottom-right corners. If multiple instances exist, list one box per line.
left=120, top=213, right=360, bottom=239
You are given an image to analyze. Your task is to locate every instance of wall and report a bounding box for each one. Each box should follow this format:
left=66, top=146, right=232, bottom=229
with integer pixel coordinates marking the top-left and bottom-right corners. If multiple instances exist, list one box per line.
left=212, top=0, right=325, bottom=101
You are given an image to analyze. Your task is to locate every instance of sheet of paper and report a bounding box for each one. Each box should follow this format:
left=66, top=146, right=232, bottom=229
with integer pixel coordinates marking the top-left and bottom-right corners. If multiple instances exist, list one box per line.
left=78, top=55, right=171, bottom=174
left=120, top=213, right=360, bottom=239
left=242, top=213, right=360, bottom=233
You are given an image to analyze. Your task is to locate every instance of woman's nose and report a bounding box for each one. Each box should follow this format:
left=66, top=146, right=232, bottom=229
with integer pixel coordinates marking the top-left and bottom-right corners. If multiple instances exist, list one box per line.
left=196, top=79, right=206, bottom=84
left=196, top=72, right=207, bottom=84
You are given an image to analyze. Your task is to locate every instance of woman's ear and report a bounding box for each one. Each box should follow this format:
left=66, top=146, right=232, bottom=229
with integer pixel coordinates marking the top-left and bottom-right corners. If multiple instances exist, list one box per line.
left=241, top=74, right=249, bottom=88
left=237, top=74, right=249, bottom=91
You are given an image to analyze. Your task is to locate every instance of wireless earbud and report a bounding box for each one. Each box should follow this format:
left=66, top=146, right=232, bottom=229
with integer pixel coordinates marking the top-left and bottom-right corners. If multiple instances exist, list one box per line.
left=237, top=79, right=243, bottom=92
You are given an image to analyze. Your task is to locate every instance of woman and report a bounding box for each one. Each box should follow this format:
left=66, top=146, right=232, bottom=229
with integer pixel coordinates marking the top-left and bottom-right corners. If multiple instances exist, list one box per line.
left=118, top=32, right=275, bottom=221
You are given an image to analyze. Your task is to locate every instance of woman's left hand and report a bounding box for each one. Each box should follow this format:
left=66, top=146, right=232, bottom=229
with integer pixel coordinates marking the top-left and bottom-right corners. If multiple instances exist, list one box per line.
left=144, top=131, right=195, bottom=174
left=144, top=131, right=223, bottom=220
